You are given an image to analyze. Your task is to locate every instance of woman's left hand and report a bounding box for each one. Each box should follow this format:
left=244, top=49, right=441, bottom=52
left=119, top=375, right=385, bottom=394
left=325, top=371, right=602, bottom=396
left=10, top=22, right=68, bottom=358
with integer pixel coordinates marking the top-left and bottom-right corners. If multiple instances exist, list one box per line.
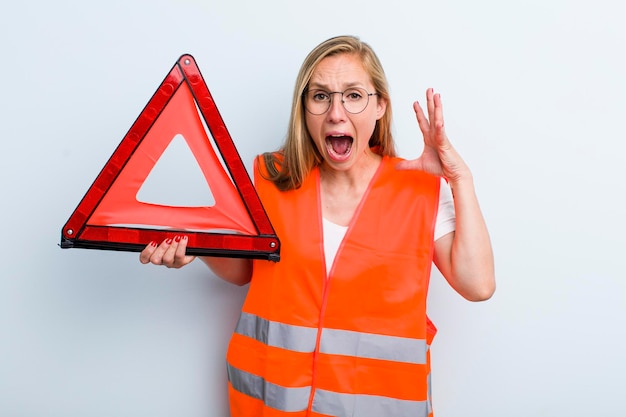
left=397, top=88, right=469, bottom=183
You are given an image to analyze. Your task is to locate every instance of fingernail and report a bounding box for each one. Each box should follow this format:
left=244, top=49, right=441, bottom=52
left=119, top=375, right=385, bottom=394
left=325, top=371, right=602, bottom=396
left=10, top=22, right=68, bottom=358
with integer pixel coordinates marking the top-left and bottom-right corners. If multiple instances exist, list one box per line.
left=166, top=238, right=173, bottom=244
left=182, top=235, right=188, bottom=241
left=150, top=241, right=157, bottom=247
left=174, top=235, right=181, bottom=242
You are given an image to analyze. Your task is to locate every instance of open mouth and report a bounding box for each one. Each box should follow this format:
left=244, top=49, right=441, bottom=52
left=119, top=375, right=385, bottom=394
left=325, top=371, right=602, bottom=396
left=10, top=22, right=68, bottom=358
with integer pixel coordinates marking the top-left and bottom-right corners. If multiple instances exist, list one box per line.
left=325, top=135, right=353, bottom=161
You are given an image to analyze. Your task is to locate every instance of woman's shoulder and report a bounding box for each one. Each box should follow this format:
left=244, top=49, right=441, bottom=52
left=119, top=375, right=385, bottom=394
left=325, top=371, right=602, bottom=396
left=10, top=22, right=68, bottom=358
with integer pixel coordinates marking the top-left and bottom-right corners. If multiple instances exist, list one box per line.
left=255, top=151, right=284, bottom=174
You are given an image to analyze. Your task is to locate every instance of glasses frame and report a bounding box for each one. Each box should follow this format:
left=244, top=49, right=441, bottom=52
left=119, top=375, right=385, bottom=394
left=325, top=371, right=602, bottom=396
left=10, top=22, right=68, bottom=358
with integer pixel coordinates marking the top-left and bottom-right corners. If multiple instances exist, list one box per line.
left=302, top=87, right=378, bottom=115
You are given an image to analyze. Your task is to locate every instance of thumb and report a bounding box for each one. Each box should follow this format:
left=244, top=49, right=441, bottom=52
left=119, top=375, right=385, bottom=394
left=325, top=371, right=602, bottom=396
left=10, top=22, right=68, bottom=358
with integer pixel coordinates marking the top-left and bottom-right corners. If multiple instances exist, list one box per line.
left=395, top=158, right=422, bottom=171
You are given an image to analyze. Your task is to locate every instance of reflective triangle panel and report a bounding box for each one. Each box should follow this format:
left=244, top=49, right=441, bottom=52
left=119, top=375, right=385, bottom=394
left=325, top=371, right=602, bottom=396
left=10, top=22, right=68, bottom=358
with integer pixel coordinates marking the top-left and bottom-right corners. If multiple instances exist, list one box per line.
left=60, top=54, right=280, bottom=261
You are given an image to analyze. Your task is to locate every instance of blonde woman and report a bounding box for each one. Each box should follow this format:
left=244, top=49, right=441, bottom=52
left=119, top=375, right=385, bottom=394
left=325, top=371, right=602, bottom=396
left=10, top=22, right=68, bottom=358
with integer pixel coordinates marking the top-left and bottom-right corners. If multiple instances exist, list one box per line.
left=141, top=35, right=495, bottom=417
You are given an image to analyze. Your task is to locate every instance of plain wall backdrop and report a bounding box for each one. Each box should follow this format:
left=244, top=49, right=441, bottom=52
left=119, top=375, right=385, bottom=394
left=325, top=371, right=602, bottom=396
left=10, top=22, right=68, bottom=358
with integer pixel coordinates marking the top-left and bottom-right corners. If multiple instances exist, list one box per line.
left=1, top=0, right=625, bottom=416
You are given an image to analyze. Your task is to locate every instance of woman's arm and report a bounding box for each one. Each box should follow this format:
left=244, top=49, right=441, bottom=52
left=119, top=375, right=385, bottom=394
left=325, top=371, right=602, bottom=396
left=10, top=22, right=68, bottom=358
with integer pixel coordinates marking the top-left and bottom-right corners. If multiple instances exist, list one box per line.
left=397, top=89, right=495, bottom=301
left=199, top=256, right=252, bottom=286
left=433, top=175, right=495, bottom=301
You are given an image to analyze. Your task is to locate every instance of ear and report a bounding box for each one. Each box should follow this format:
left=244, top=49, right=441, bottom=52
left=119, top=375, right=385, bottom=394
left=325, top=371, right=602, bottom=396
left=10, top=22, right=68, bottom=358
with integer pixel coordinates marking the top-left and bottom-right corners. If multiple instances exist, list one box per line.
left=375, top=96, right=387, bottom=120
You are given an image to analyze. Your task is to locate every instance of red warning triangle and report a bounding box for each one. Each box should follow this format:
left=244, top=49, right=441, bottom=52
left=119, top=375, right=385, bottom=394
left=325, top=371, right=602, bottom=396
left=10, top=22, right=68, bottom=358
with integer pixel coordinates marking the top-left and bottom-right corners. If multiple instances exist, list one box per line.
left=60, top=54, right=280, bottom=261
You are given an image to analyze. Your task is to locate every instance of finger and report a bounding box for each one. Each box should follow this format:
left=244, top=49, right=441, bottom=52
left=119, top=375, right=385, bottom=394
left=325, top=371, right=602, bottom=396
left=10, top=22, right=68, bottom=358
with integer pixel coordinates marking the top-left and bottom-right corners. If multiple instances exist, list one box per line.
left=161, top=236, right=180, bottom=267
left=175, top=235, right=187, bottom=257
left=413, top=101, right=431, bottom=134
left=426, top=88, right=435, bottom=123
left=433, top=93, right=445, bottom=130
left=169, top=235, right=188, bottom=268
left=139, top=241, right=158, bottom=264
left=432, top=93, right=452, bottom=149
left=395, top=158, right=422, bottom=171
left=175, top=236, right=194, bottom=265
left=150, top=237, right=173, bottom=265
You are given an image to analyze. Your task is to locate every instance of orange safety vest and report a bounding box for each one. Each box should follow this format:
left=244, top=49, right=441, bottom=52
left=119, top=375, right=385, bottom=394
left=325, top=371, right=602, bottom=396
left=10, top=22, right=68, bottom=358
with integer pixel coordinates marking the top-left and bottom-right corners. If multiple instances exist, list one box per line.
left=226, top=155, right=441, bottom=417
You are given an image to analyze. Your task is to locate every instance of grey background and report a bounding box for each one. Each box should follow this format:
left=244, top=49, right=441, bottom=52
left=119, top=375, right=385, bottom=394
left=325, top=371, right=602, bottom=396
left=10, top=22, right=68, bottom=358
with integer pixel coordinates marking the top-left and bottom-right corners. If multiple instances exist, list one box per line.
left=1, top=0, right=624, bottom=416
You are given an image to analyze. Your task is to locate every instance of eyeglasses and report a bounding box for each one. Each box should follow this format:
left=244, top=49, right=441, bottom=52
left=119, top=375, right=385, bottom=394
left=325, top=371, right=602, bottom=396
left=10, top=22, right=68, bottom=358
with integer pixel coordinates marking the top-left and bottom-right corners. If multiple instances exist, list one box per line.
left=303, top=87, right=377, bottom=115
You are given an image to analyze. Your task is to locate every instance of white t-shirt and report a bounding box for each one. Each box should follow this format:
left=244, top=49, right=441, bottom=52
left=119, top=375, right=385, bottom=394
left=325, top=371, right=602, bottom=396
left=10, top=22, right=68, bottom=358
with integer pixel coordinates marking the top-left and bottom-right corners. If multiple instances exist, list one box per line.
left=323, top=178, right=456, bottom=273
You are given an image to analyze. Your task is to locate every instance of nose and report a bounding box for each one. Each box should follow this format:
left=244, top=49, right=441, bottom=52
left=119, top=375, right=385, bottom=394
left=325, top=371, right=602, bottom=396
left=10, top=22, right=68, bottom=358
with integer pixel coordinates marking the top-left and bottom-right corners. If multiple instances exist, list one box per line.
left=326, top=92, right=347, bottom=121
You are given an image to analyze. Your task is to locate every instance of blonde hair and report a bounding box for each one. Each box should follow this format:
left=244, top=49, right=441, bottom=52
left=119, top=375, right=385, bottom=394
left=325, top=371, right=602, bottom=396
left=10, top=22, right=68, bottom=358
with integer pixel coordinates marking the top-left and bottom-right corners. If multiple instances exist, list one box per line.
left=262, top=35, right=396, bottom=191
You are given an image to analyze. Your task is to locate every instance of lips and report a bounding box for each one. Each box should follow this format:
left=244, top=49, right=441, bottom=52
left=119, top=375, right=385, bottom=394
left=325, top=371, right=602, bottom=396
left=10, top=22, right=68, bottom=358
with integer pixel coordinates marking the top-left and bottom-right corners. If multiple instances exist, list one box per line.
left=325, top=135, right=353, bottom=161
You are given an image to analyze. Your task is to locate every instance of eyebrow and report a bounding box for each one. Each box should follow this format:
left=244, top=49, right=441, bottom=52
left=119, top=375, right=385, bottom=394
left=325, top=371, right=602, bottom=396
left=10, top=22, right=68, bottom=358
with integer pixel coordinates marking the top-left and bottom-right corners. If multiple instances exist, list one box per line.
left=308, top=81, right=366, bottom=90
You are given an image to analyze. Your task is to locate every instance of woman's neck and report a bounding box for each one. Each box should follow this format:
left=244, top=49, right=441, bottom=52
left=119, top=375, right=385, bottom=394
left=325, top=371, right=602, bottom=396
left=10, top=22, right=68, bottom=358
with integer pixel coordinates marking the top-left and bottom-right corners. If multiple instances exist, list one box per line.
left=319, top=152, right=382, bottom=226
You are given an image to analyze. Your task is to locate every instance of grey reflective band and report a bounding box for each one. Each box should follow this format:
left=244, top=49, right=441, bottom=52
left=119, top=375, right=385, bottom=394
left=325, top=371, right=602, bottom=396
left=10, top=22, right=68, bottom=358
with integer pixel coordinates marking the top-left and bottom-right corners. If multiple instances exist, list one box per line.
left=320, top=327, right=428, bottom=364
left=427, top=373, right=433, bottom=415
left=312, top=388, right=430, bottom=417
left=235, top=312, right=428, bottom=365
left=229, top=364, right=432, bottom=416
left=227, top=364, right=311, bottom=412
left=234, top=312, right=317, bottom=353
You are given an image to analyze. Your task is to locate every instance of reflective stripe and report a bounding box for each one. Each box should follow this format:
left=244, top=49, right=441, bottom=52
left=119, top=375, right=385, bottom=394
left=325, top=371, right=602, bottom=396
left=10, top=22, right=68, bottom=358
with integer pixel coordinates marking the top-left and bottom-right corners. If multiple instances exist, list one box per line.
left=236, top=312, right=428, bottom=365
left=320, top=327, right=428, bottom=364
left=234, top=312, right=317, bottom=353
left=427, top=373, right=433, bottom=415
left=228, top=364, right=432, bottom=416
left=312, top=389, right=429, bottom=417
left=227, top=364, right=311, bottom=412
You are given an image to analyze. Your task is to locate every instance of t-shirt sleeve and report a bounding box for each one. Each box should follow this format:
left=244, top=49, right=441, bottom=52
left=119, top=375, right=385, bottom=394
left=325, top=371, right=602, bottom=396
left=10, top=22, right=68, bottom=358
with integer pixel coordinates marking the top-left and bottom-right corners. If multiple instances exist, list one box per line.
left=434, top=178, right=456, bottom=241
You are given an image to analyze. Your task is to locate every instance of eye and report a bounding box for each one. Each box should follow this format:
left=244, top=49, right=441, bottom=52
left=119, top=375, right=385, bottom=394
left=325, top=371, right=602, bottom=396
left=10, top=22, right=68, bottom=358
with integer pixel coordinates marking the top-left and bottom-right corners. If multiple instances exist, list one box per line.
left=344, top=88, right=364, bottom=101
left=311, top=90, right=330, bottom=102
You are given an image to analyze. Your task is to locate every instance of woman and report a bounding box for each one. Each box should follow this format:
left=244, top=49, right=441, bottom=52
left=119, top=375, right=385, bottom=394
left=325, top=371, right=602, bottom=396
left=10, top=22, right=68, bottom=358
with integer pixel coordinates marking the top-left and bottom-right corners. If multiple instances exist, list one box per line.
left=141, top=35, right=495, bottom=417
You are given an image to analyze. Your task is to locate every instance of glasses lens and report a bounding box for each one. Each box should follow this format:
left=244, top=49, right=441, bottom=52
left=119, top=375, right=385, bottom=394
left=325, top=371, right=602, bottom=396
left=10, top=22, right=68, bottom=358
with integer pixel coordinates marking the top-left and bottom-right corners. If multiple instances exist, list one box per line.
left=304, top=89, right=330, bottom=115
left=342, top=88, right=368, bottom=114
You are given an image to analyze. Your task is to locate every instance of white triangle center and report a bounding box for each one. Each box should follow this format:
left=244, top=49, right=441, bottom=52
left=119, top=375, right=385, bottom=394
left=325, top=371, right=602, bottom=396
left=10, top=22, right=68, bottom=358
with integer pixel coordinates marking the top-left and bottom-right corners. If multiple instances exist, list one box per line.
left=136, top=134, right=215, bottom=207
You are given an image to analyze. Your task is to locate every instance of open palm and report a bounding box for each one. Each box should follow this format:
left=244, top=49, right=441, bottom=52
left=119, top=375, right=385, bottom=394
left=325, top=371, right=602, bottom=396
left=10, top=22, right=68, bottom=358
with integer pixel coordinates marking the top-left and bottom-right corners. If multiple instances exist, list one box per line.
left=397, top=89, right=468, bottom=182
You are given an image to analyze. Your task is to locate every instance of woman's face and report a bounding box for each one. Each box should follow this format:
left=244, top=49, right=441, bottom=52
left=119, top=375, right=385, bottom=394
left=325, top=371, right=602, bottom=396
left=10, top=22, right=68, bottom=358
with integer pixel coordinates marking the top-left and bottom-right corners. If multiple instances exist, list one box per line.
left=304, top=53, right=387, bottom=173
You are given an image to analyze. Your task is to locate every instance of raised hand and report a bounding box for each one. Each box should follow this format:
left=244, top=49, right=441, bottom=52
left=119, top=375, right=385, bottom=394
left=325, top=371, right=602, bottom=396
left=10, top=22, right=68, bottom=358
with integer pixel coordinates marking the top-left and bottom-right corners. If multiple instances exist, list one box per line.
left=397, top=88, right=470, bottom=183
